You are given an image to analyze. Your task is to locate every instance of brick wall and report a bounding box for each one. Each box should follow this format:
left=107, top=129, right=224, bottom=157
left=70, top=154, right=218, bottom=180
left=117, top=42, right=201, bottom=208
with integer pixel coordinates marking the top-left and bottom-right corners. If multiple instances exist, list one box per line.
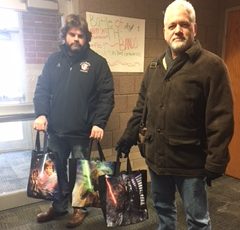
left=21, top=8, right=61, bottom=64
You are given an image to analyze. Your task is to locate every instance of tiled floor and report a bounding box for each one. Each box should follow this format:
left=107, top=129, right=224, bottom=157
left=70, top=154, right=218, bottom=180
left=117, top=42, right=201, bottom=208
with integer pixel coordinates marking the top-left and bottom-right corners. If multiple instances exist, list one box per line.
left=0, top=151, right=31, bottom=194
left=0, top=176, right=240, bottom=229
left=1, top=151, right=240, bottom=229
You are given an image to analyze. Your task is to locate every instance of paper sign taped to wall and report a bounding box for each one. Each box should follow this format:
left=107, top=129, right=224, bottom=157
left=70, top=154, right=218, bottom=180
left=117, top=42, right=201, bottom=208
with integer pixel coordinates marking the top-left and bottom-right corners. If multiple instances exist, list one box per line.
left=86, top=12, right=145, bottom=72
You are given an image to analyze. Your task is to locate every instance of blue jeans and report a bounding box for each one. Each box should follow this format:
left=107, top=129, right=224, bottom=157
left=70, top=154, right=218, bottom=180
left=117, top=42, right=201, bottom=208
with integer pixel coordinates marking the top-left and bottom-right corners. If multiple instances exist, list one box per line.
left=149, top=169, right=211, bottom=230
left=48, top=134, right=90, bottom=213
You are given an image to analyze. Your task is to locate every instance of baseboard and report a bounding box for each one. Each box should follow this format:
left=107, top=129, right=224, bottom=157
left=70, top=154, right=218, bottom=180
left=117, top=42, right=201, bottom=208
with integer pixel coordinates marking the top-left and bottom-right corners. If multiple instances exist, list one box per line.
left=0, top=189, right=41, bottom=211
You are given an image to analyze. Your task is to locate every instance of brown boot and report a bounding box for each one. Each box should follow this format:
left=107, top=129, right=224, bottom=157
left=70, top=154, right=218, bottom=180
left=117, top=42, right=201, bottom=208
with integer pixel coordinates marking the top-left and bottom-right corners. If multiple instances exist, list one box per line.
left=66, top=208, right=88, bottom=228
left=37, top=207, right=68, bottom=223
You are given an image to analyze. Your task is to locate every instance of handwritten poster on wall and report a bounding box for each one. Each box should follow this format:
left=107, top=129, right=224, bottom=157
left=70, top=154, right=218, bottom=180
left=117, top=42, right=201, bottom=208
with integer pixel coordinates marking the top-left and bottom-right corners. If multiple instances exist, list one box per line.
left=86, top=12, right=145, bottom=72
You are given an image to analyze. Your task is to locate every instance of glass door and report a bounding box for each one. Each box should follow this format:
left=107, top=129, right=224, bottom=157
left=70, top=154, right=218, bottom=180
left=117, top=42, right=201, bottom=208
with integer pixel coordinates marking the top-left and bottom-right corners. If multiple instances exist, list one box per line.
left=0, top=8, right=37, bottom=211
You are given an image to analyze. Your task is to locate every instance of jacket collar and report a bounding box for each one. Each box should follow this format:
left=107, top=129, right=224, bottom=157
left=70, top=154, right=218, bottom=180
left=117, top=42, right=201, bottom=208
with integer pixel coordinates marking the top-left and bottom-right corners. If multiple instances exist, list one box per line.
left=185, top=40, right=202, bottom=62
left=165, top=40, right=202, bottom=69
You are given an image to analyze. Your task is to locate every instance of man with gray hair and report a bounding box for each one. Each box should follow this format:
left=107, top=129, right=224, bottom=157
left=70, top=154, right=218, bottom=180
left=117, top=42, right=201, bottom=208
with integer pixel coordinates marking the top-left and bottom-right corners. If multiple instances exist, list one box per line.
left=33, top=14, right=114, bottom=228
left=116, top=0, right=234, bottom=229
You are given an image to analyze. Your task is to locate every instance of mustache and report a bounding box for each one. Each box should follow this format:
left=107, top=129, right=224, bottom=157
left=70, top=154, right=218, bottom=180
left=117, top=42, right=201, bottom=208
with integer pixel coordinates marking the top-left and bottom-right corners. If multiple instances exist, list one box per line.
left=71, top=42, right=81, bottom=47
left=172, top=36, right=186, bottom=41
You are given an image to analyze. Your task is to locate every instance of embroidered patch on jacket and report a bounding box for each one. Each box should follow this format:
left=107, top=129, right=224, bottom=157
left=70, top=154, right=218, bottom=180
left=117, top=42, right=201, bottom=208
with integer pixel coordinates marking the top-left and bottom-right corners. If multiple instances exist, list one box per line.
left=80, top=61, right=91, bottom=73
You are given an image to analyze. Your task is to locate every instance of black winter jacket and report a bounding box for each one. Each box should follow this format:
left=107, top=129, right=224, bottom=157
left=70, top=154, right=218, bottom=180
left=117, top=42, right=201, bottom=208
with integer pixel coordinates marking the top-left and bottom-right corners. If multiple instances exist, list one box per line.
left=122, top=41, right=234, bottom=177
left=33, top=44, right=114, bottom=138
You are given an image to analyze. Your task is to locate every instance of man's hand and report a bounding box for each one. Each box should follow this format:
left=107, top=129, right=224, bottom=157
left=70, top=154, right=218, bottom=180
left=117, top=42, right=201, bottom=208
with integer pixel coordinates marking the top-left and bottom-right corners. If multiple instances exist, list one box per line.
left=205, top=170, right=222, bottom=187
left=115, top=138, right=134, bottom=158
left=33, top=115, right=48, bottom=131
left=90, top=125, right=104, bottom=140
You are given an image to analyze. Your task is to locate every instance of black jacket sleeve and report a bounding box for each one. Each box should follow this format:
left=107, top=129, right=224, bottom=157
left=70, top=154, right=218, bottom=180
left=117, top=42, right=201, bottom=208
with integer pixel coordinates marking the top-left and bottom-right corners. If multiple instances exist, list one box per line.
left=33, top=57, right=52, bottom=118
left=92, top=58, right=114, bottom=129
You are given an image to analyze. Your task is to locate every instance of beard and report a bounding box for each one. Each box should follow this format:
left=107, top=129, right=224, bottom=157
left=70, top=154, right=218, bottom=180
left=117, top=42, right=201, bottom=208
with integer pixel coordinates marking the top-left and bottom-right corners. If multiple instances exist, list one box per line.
left=170, top=38, right=192, bottom=54
left=65, top=41, right=89, bottom=57
left=69, top=43, right=82, bottom=53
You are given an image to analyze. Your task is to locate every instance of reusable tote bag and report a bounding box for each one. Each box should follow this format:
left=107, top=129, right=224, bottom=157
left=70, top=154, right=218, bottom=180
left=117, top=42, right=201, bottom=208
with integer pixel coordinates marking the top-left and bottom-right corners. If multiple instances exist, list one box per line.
left=27, top=131, right=59, bottom=201
left=98, top=155, right=148, bottom=227
left=71, top=140, right=119, bottom=208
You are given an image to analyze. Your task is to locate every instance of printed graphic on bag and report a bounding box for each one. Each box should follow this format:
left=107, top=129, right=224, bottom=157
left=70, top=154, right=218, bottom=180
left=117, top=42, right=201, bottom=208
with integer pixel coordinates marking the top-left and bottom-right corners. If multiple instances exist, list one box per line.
left=72, top=160, right=115, bottom=208
left=104, top=171, right=148, bottom=227
left=27, top=152, right=59, bottom=200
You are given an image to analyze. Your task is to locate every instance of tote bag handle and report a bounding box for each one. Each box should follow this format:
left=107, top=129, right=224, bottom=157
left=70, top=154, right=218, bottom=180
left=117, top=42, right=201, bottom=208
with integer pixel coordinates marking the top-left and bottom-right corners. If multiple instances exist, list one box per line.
left=116, top=151, right=132, bottom=174
left=35, top=131, right=48, bottom=154
left=87, top=139, right=105, bottom=161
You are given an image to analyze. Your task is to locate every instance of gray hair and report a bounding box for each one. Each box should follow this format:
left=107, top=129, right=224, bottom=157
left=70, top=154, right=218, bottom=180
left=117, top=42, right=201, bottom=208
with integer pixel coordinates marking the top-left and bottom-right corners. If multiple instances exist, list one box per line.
left=164, top=0, right=196, bottom=25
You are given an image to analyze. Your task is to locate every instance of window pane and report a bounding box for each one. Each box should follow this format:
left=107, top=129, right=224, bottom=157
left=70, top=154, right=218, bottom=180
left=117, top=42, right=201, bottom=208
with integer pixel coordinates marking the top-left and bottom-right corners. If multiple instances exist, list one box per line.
left=0, top=8, right=19, bottom=29
left=0, top=122, right=23, bottom=142
left=0, top=8, right=25, bottom=104
left=0, top=120, right=33, bottom=153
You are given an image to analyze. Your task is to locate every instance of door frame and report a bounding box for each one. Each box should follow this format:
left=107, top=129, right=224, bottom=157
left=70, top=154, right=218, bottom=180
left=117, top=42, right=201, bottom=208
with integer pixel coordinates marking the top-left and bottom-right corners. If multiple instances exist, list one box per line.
left=222, top=6, right=240, bottom=57
left=222, top=6, right=240, bottom=179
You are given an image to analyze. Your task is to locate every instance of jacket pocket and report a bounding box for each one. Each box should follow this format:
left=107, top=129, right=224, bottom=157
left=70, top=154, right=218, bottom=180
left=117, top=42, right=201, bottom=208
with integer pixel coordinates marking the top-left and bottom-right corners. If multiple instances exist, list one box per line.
left=167, top=136, right=201, bottom=146
left=165, top=136, right=205, bottom=169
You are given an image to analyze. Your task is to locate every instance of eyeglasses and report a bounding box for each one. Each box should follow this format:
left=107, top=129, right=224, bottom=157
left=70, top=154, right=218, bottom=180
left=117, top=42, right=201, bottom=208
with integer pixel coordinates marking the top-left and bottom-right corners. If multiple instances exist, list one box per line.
left=67, top=32, right=85, bottom=39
